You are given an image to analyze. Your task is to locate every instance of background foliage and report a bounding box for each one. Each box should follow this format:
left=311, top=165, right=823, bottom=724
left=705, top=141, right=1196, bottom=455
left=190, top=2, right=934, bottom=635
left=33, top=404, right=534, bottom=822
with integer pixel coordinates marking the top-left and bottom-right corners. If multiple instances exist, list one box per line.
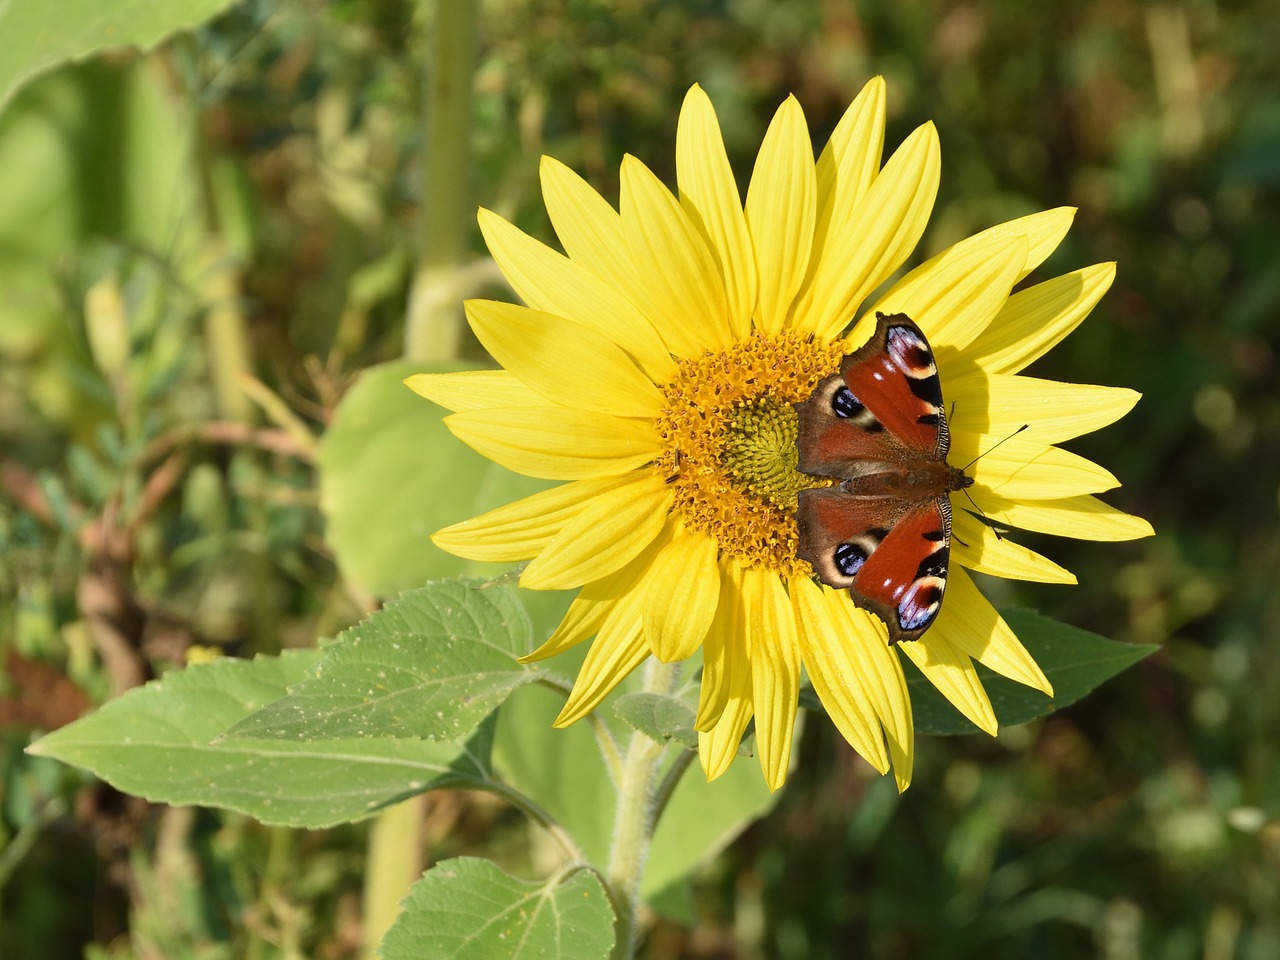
left=2, top=1, right=1278, bottom=958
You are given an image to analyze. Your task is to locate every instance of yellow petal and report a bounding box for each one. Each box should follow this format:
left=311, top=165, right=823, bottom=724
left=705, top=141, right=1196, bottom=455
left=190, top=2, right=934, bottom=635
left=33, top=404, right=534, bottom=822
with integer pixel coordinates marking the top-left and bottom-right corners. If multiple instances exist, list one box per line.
left=796, top=77, right=885, bottom=328
left=520, top=473, right=672, bottom=590
left=743, top=566, right=801, bottom=791
left=976, top=492, right=1155, bottom=541
left=444, top=407, right=660, bottom=480
left=464, top=299, right=664, bottom=418
left=676, top=85, right=756, bottom=337
left=898, top=630, right=998, bottom=736
left=960, top=438, right=1120, bottom=500
left=973, top=207, right=1077, bottom=283
left=791, top=577, right=889, bottom=773
left=539, top=156, right=669, bottom=330
left=797, top=122, right=940, bottom=339
left=433, top=474, right=632, bottom=562
left=698, top=693, right=754, bottom=783
left=619, top=154, right=731, bottom=355
left=948, top=374, right=1141, bottom=446
left=936, top=568, right=1053, bottom=696
left=822, top=586, right=916, bottom=787
left=967, top=263, right=1117, bottom=375
left=696, top=562, right=744, bottom=731
left=554, top=612, right=650, bottom=727
left=643, top=529, right=721, bottom=663
left=521, top=523, right=676, bottom=662
left=951, top=511, right=1077, bottom=584
left=863, top=234, right=1027, bottom=354
left=815, top=77, right=885, bottom=234
left=744, top=95, right=817, bottom=335
left=404, top=370, right=537, bottom=412
left=477, top=209, right=675, bottom=381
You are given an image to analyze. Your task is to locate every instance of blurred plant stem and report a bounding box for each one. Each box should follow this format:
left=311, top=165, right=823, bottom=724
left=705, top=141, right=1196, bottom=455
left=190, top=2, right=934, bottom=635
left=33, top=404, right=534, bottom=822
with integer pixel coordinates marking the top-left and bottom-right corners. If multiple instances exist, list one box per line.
left=608, top=659, right=683, bottom=960
left=361, top=796, right=426, bottom=960
left=200, top=239, right=255, bottom=424
left=403, top=0, right=477, bottom=362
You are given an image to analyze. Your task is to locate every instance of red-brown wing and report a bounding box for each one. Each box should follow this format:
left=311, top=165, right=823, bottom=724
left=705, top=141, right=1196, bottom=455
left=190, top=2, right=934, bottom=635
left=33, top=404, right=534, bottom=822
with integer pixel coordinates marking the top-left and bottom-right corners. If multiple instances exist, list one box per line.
left=795, top=486, right=953, bottom=644
left=794, top=370, right=900, bottom=477
left=837, top=312, right=949, bottom=459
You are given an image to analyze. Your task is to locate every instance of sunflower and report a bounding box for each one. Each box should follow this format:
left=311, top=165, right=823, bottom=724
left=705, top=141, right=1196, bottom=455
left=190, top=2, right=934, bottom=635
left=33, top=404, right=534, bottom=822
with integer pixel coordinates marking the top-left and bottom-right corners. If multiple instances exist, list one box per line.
left=406, top=79, right=1152, bottom=791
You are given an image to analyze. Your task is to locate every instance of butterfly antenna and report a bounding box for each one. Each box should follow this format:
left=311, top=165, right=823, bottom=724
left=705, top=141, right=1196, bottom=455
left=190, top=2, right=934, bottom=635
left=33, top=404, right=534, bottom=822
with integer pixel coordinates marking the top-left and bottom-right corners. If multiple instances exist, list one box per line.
left=959, top=423, right=1029, bottom=471
left=960, top=487, right=1004, bottom=541
left=957, top=424, right=1028, bottom=542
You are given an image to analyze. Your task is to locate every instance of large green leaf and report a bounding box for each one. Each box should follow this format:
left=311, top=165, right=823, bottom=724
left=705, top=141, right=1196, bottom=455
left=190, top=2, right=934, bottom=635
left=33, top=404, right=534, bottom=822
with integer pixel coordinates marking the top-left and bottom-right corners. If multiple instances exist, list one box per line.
left=380, top=858, right=615, bottom=960
left=221, top=580, right=541, bottom=743
left=0, top=0, right=239, bottom=112
left=27, top=651, right=494, bottom=828
left=910, top=609, right=1158, bottom=735
left=316, top=360, right=552, bottom=597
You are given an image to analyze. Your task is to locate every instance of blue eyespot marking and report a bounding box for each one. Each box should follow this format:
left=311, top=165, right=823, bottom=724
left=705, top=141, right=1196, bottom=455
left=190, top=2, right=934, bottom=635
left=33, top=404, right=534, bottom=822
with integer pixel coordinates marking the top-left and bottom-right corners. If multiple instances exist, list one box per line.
left=833, top=541, right=868, bottom=577
left=832, top=387, right=863, bottom=419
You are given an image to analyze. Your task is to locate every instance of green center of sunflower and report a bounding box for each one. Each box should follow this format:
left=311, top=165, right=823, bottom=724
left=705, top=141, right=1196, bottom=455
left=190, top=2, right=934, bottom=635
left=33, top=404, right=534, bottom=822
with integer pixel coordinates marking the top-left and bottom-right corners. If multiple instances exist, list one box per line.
left=654, top=331, right=845, bottom=575
left=721, top=399, right=809, bottom=512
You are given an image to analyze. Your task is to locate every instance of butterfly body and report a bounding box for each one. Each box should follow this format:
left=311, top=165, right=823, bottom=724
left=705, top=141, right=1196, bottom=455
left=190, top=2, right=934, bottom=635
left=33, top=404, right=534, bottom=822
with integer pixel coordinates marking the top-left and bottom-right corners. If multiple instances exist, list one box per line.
left=795, top=312, right=970, bottom=644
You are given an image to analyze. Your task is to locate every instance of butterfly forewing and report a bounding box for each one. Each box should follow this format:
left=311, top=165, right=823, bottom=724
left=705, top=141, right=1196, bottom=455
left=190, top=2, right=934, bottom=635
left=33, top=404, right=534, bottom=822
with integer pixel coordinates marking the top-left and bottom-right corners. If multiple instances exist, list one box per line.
left=838, top=313, right=949, bottom=458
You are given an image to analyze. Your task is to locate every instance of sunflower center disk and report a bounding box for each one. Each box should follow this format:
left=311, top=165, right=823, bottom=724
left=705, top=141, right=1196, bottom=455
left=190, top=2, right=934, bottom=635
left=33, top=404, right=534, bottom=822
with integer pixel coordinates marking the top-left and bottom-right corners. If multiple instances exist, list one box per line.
left=654, top=331, right=845, bottom=575
left=722, top=401, right=808, bottom=511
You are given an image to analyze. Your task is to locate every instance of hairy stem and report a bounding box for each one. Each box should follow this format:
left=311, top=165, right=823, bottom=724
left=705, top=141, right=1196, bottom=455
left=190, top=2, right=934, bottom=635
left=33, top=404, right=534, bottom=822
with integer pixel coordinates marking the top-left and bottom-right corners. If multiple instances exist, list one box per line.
left=606, top=659, right=679, bottom=959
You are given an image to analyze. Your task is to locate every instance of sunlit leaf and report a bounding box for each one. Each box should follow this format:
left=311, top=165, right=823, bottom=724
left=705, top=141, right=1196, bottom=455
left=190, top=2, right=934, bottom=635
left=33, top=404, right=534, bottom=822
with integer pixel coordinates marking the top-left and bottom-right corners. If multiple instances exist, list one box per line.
left=380, top=857, right=615, bottom=960
left=221, top=580, right=540, bottom=743
left=0, top=0, right=239, bottom=112
left=27, top=651, right=494, bottom=828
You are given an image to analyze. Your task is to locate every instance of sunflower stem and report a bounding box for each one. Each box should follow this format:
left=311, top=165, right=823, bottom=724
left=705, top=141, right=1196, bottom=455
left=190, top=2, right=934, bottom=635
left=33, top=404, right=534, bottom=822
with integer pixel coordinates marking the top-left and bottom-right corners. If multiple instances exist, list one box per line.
left=403, top=0, right=477, bottom=361
left=650, top=747, right=697, bottom=828
left=605, top=658, right=678, bottom=959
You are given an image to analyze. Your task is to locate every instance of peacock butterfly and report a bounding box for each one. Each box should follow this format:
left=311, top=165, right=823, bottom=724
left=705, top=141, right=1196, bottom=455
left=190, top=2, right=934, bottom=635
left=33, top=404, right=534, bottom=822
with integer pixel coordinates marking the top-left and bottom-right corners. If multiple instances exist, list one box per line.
left=794, top=311, right=972, bottom=644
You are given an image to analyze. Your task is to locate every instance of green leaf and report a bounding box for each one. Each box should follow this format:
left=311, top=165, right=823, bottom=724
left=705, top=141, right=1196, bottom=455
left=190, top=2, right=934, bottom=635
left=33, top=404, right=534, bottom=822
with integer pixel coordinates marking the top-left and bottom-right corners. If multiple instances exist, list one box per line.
left=221, top=580, right=539, bottom=743
left=0, top=0, right=239, bottom=113
left=27, top=651, right=495, bottom=828
left=614, top=691, right=756, bottom=760
left=316, top=360, right=552, bottom=597
left=380, top=858, right=615, bottom=960
left=613, top=693, right=698, bottom=750
left=909, top=609, right=1159, bottom=736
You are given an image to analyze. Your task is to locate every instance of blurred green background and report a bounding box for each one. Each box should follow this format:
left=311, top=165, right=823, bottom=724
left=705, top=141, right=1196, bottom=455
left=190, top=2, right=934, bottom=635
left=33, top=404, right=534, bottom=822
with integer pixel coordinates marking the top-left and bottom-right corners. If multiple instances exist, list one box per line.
left=2, top=1, right=1278, bottom=957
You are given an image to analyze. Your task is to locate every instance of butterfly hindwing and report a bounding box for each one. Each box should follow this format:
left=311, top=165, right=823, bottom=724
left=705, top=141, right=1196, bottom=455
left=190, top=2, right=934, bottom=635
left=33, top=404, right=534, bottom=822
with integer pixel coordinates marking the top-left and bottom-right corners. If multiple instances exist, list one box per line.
left=794, top=312, right=970, bottom=644
left=796, top=486, right=953, bottom=643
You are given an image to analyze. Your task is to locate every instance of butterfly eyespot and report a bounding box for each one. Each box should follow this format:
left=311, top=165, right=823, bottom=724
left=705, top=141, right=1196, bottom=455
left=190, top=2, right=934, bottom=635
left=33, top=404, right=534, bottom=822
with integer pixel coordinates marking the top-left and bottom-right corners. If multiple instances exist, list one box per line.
left=833, top=541, right=868, bottom=577
left=831, top=387, right=863, bottom=419
left=898, top=580, right=943, bottom=631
